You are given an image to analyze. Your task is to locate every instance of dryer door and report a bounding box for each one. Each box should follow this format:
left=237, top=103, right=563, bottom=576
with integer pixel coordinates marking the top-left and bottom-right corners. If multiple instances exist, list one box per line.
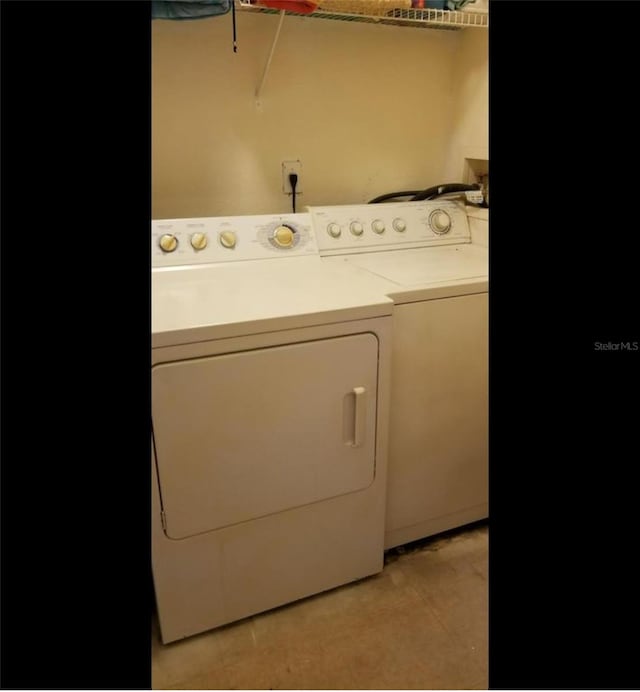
left=152, top=333, right=379, bottom=540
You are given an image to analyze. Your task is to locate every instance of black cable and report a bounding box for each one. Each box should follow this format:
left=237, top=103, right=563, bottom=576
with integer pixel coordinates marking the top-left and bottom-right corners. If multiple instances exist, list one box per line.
left=411, top=183, right=479, bottom=202
left=231, top=0, right=237, bottom=52
left=289, top=173, right=298, bottom=213
left=368, top=190, right=422, bottom=204
left=369, top=182, right=481, bottom=204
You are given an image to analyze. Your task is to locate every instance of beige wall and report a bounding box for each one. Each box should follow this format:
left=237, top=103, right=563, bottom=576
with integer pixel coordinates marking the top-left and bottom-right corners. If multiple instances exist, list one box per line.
left=441, top=27, right=488, bottom=181
left=152, top=12, right=471, bottom=219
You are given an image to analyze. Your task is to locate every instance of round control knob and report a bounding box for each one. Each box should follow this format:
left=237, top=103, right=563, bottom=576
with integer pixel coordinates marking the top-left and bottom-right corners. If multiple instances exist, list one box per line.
left=273, top=225, right=295, bottom=248
left=392, top=218, right=407, bottom=233
left=372, top=219, right=386, bottom=234
left=350, top=221, right=364, bottom=236
left=430, top=210, right=452, bottom=234
left=219, top=231, right=237, bottom=249
left=327, top=223, right=341, bottom=238
left=190, top=232, right=208, bottom=250
left=159, top=234, right=178, bottom=253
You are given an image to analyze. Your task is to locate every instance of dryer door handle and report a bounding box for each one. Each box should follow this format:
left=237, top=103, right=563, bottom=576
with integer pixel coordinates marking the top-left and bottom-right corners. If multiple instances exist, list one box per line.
left=351, top=386, right=367, bottom=448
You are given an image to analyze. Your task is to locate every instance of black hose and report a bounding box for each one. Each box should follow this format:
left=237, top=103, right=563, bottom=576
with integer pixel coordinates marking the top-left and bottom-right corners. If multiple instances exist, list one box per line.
left=368, top=190, right=423, bottom=204
left=411, top=183, right=480, bottom=201
left=369, top=182, right=480, bottom=204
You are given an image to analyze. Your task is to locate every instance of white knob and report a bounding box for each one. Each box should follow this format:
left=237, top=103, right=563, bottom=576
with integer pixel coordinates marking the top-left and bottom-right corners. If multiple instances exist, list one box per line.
left=392, top=218, right=407, bottom=233
left=350, top=221, right=364, bottom=236
left=219, top=231, right=237, bottom=249
left=190, top=232, right=208, bottom=250
left=159, top=234, right=178, bottom=252
left=327, top=223, right=341, bottom=238
left=372, top=220, right=385, bottom=234
left=430, top=210, right=451, bottom=234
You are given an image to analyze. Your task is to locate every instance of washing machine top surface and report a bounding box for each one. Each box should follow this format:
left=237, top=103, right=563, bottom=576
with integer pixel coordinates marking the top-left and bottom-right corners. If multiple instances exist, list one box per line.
left=309, top=201, right=488, bottom=303
left=152, top=213, right=392, bottom=348
left=343, top=244, right=487, bottom=286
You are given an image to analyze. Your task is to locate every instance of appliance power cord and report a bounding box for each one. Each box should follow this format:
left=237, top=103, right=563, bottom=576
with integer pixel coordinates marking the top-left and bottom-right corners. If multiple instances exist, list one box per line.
left=289, top=173, right=298, bottom=213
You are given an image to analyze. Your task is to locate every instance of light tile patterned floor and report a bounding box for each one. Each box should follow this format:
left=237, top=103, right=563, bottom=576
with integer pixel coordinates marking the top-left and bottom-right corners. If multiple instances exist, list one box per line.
left=152, top=522, right=488, bottom=690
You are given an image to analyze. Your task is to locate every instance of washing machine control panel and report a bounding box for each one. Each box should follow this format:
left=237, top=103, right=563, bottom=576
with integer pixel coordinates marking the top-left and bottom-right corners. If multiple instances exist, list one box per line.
left=152, top=213, right=317, bottom=267
left=309, top=201, right=472, bottom=256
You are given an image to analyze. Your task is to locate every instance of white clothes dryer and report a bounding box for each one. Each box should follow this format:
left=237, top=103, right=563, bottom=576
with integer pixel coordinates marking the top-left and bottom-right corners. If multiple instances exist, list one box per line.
left=151, top=213, right=393, bottom=643
left=309, top=201, right=488, bottom=550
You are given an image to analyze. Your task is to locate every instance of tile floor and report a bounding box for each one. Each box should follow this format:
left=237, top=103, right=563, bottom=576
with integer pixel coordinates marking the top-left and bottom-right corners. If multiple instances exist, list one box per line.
left=152, top=522, right=488, bottom=690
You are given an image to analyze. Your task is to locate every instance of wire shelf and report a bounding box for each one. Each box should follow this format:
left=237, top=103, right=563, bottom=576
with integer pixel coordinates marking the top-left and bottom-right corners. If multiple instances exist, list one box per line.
left=237, top=2, right=488, bottom=30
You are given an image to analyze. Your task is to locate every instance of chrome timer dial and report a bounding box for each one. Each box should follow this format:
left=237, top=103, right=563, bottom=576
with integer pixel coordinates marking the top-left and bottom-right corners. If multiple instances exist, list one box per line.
left=273, top=225, right=295, bottom=248
left=159, top=234, right=178, bottom=253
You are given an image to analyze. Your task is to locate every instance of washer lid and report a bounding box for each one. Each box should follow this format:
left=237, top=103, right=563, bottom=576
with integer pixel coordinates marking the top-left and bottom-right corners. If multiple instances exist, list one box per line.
left=344, top=244, right=488, bottom=287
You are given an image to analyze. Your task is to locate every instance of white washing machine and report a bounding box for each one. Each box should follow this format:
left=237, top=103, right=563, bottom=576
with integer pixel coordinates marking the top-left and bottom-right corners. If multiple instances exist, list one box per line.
left=151, top=212, right=393, bottom=643
left=309, top=201, right=488, bottom=549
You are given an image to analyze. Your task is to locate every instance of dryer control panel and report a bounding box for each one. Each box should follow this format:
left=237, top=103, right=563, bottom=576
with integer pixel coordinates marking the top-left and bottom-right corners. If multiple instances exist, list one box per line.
left=152, top=213, right=317, bottom=267
left=309, top=201, right=472, bottom=256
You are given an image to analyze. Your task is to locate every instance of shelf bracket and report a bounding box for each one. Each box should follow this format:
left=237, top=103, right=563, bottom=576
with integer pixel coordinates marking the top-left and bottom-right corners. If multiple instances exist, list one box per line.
left=255, top=9, right=286, bottom=105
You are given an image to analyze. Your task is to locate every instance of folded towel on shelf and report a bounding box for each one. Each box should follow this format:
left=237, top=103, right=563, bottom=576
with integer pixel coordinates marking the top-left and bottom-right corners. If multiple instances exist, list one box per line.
left=445, top=0, right=476, bottom=10
left=461, top=0, right=487, bottom=12
left=255, top=0, right=318, bottom=13
left=151, top=0, right=230, bottom=20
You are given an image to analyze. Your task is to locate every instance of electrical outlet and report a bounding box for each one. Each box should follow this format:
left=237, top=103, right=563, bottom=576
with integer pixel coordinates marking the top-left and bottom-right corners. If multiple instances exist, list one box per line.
left=282, top=160, right=302, bottom=195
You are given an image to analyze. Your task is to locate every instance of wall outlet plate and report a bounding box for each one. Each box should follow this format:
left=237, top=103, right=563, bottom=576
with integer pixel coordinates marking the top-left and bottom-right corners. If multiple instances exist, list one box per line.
left=282, top=160, right=302, bottom=195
